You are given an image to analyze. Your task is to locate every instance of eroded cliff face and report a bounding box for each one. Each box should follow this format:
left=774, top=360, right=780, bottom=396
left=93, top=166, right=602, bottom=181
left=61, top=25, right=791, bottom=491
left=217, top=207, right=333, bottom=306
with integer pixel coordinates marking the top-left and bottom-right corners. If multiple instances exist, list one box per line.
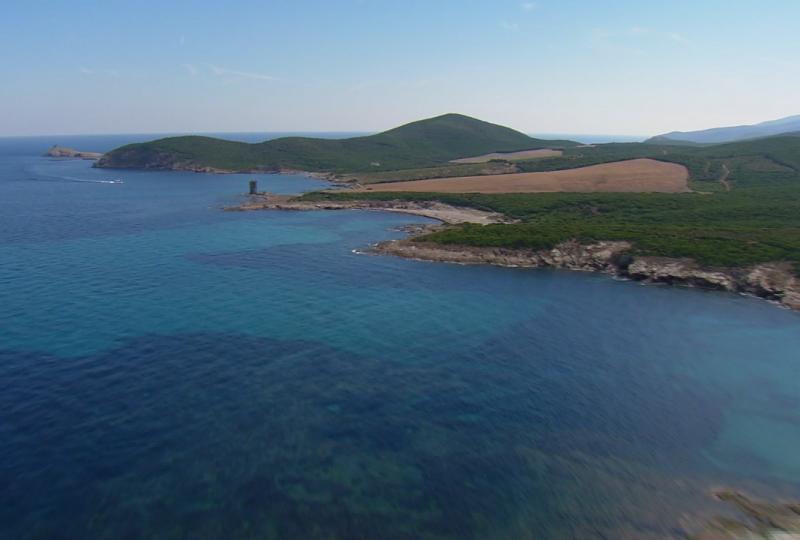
left=373, top=239, right=631, bottom=270
left=627, top=257, right=737, bottom=290
left=627, top=258, right=800, bottom=310
left=373, top=239, right=800, bottom=311
left=743, top=263, right=800, bottom=310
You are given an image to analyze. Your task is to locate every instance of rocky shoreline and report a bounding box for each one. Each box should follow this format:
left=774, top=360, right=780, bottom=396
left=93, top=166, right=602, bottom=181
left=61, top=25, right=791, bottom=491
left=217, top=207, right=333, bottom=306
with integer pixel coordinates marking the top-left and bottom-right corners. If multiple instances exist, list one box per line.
left=372, top=238, right=800, bottom=311
left=226, top=193, right=800, bottom=311
left=225, top=193, right=509, bottom=225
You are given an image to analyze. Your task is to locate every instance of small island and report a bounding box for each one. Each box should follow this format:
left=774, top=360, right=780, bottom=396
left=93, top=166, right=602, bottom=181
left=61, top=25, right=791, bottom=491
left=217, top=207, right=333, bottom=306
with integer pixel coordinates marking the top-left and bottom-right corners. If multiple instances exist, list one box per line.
left=45, top=145, right=102, bottom=160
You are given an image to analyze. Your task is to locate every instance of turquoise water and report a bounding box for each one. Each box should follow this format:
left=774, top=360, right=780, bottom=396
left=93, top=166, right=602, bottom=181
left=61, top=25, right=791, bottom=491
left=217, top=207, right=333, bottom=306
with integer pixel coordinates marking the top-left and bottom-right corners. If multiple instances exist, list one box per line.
left=1, top=136, right=799, bottom=539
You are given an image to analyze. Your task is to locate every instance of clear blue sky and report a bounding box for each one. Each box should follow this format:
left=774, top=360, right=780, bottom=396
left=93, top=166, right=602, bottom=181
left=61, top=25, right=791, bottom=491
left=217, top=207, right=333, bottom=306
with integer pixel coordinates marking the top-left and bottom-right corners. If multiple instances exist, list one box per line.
left=2, top=0, right=799, bottom=136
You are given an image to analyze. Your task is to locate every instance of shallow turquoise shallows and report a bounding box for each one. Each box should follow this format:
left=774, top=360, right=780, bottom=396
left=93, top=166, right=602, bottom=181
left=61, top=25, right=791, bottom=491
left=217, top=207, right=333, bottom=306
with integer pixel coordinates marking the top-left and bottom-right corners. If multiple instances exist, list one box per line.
left=1, top=136, right=799, bottom=539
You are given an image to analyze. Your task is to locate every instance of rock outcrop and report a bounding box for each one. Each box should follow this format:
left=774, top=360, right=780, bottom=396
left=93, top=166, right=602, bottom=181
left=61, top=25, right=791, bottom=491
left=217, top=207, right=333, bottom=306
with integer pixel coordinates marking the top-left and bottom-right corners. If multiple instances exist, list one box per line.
left=743, top=263, right=800, bottom=310
left=626, top=257, right=739, bottom=291
left=626, top=257, right=800, bottom=309
left=692, top=491, right=800, bottom=539
left=374, top=239, right=630, bottom=271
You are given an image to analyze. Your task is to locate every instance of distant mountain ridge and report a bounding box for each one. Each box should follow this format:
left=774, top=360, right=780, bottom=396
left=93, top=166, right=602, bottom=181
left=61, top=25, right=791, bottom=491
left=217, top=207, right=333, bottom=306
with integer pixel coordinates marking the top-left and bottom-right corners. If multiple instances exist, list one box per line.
left=96, top=114, right=579, bottom=173
left=647, top=114, right=800, bottom=145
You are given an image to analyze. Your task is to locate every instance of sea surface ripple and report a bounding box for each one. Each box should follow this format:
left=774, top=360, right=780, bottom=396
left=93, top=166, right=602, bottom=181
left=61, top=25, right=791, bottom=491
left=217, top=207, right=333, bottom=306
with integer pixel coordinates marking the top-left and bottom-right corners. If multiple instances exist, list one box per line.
left=1, top=136, right=799, bottom=539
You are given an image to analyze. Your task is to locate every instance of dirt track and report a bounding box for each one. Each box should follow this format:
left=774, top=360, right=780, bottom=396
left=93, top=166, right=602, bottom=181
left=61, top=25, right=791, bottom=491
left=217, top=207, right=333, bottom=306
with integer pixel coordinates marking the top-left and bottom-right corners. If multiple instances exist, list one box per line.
left=359, top=158, right=690, bottom=193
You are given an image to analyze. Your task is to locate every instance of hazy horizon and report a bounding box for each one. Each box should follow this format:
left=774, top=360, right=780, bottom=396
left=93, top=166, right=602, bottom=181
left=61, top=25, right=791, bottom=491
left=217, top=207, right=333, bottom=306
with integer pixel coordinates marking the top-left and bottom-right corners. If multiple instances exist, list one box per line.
left=0, top=127, right=647, bottom=144
left=2, top=0, right=799, bottom=137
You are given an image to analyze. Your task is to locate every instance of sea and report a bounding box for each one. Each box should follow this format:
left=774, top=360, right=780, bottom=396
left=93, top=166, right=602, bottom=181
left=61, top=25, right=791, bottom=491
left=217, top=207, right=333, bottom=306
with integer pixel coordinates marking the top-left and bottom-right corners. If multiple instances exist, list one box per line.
left=0, top=133, right=798, bottom=539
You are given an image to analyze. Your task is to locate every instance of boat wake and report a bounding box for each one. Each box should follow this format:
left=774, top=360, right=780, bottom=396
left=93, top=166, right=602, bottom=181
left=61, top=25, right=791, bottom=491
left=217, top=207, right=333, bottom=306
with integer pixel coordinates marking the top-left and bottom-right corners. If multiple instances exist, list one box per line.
left=29, top=174, right=123, bottom=185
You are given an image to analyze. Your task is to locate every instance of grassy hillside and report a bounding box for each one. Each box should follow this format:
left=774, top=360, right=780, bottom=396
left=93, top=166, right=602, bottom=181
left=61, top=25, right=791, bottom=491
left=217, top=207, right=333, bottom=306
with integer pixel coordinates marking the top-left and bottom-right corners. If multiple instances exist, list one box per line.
left=493, top=136, right=800, bottom=190
left=97, top=114, right=578, bottom=173
left=303, top=135, right=800, bottom=270
left=348, top=161, right=518, bottom=184
left=346, top=136, right=800, bottom=188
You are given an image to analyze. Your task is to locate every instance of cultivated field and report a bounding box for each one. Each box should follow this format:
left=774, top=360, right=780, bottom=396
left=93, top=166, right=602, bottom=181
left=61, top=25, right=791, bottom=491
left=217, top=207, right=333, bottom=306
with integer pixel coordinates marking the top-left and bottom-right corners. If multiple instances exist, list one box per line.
left=357, top=158, right=690, bottom=193
left=450, top=148, right=563, bottom=163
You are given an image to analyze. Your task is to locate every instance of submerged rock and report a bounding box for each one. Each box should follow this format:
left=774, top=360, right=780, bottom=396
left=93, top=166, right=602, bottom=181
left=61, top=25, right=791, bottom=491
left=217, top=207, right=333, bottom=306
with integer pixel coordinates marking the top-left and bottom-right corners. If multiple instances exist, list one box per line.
left=693, top=491, right=800, bottom=539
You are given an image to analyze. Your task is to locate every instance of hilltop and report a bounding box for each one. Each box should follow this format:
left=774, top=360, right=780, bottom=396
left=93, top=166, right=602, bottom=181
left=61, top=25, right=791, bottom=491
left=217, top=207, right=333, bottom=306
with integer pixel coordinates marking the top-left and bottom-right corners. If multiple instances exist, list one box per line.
left=648, top=114, right=800, bottom=145
left=96, top=114, right=578, bottom=173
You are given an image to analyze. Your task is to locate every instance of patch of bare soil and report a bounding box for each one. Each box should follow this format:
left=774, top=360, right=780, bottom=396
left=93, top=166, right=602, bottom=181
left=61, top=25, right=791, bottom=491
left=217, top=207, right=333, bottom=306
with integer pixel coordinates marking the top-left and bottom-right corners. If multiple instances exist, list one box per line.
left=358, top=158, right=690, bottom=193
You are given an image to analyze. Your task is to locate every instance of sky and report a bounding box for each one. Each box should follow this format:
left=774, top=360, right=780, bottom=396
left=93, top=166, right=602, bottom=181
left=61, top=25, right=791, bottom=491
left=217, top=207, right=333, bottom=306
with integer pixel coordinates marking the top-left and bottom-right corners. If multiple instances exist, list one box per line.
left=2, top=0, right=800, bottom=137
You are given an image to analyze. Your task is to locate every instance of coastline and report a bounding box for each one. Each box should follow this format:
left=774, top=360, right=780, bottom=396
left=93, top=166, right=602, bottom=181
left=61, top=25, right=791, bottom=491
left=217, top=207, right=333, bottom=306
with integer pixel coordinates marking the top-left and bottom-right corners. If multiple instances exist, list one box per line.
left=225, top=193, right=509, bottom=225
left=227, top=194, right=800, bottom=312
left=95, top=160, right=340, bottom=181
left=372, top=238, right=800, bottom=311
left=24, top=147, right=800, bottom=539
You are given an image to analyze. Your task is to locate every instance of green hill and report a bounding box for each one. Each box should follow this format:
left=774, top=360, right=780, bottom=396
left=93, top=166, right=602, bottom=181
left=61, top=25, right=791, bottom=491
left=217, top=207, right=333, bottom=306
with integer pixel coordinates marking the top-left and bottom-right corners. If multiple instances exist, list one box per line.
left=96, top=114, right=578, bottom=173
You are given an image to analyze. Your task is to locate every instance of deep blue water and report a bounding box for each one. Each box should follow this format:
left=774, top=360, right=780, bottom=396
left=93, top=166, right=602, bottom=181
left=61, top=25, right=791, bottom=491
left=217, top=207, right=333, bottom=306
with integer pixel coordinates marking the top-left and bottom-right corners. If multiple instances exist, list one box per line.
left=1, top=136, right=799, bottom=539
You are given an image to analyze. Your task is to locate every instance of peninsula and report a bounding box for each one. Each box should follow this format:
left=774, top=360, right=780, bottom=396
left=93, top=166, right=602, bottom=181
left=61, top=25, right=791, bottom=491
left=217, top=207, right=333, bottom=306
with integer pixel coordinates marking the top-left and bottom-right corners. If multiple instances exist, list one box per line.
left=96, top=114, right=578, bottom=173
left=102, top=113, right=800, bottom=310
